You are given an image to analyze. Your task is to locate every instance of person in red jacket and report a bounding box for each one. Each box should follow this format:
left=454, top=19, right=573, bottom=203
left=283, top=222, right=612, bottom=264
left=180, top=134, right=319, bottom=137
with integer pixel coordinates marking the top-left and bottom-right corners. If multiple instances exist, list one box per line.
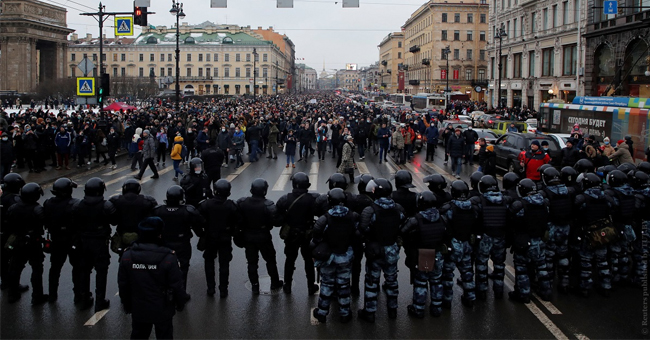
left=519, top=140, right=550, bottom=182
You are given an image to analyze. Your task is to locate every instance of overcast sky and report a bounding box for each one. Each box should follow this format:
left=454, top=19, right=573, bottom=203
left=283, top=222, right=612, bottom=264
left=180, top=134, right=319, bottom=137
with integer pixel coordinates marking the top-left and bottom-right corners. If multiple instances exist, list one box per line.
left=51, top=0, right=423, bottom=72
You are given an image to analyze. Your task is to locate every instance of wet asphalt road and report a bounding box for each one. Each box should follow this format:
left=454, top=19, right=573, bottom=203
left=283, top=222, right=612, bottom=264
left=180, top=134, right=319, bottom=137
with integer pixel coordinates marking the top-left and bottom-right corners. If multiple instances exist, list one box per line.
left=0, top=144, right=646, bottom=339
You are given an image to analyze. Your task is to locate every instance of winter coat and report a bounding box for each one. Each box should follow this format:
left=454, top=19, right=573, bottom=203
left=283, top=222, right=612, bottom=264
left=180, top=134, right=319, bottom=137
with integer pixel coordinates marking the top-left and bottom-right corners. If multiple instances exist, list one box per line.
left=171, top=136, right=183, bottom=161
left=462, top=129, right=479, bottom=144
left=610, top=143, right=634, bottom=165
left=446, top=134, right=466, bottom=158
left=284, top=134, right=297, bottom=156
left=217, top=131, right=231, bottom=150
left=54, top=131, right=72, bottom=154
left=560, top=146, right=580, bottom=167
left=107, top=132, right=120, bottom=153
left=392, top=130, right=405, bottom=149
left=269, top=124, right=280, bottom=144
left=425, top=126, right=439, bottom=144
left=1, top=139, right=15, bottom=165
left=377, top=127, right=391, bottom=146
left=142, top=135, right=156, bottom=159
left=519, top=149, right=551, bottom=180
left=602, top=144, right=615, bottom=157
left=338, top=141, right=355, bottom=173
left=232, top=131, right=245, bottom=151
left=483, top=151, right=497, bottom=177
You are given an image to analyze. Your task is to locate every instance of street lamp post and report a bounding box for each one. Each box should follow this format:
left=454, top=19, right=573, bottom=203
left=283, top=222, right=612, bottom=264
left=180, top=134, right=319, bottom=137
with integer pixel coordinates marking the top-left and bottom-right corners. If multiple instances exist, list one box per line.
left=253, top=48, right=258, bottom=96
left=443, top=46, right=451, bottom=108
left=170, top=0, right=185, bottom=114
left=495, top=24, right=507, bottom=109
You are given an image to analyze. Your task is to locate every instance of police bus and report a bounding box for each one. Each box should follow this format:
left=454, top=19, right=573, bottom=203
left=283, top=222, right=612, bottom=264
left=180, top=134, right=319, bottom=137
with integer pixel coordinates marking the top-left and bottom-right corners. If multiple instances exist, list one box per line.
left=411, top=93, right=447, bottom=111
left=538, top=96, right=650, bottom=159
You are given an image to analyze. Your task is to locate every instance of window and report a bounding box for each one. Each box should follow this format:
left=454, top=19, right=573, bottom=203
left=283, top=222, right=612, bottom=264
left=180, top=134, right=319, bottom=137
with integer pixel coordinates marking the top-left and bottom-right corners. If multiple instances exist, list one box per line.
left=160, top=68, right=165, bottom=77
left=480, top=31, right=486, bottom=41
left=529, top=51, right=536, bottom=77
left=478, top=69, right=485, bottom=80
left=246, top=68, right=251, bottom=77
left=507, top=21, right=510, bottom=38
left=513, top=19, right=517, bottom=38
left=168, top=54, right=172, bottom=62
left=442, top=49, right=448, bottom=60
left=543, top=8, right=548, bottom=30
left=542, top=48, right=554, bottom=76
left=500, top=56, right=508, bottom=78
left=563, top=45, right=577, bottom=76
left=454, top=30, right=460, bottom=40
left=198, top=68, right=203, bottom=77
left=168, top=67, right=172, bottom=77
left=206, top=54, right=211, bottom=62
left=121, top=68, right=126, bottom=77
left=552, top=5, right=558, bottom=27
left=480, top=14, right=486, bottom=23
left=467, top=49, right=473, bottom=60
left=199, top=54, right=203, bottom=62
left=225, top=54, right=230, bottom=62
left=206, top=68, right=210, bottom=78
left=255, top=68, right=259, bottom=76
left=453, top=49, right=459, bottom=60
left=187, top=54, right=192, bottom=62
left=502, top=0, right=505, bottom=9
left=102, top=54, right=106, bottom=62
left=467, top=31, right=473, bottom=41
left=263, top=68, right=268, bottom=78
left=113, top=67, right=117, bottom=77
left=466, top=69, right=473, bottom=80
left=150, top=53, right=154, bottom=62
left=235, top=67, right=241, bottom=78
left=467, top=13, right=473, bottom=23
left=263, top=54, right=268, bottom=62
left=158, top=53, right=163, bottom=62
left=139, top=67, right=144, bottom=77
left=398, top=52, right=402, bottom=58
left=122, top=54, right=126, bottom=62
left=521, top=16, right=525, bottom=36
left=255, top=54, right=259, bottom=62
left=139, top=54, right=143, bottom=62
left=113, top=54, right=118, bottom=62
left=442, top=13, right=447, bottom=22
left=563, top=1, right=569, bottom=24
left=454, top=13, right=460, bottom=22
left=236, top=54, right=241, bottom=62
left=398, top=41, right=402, bottom=48
left=513, top=53, right=522, bottom=78
left=71, top=53, right=76, bottom=61
left=214, top=53, right=219, bottom=62
left=442, top=30, right=448, bottom=41
left=574, top=0, right=579, bottom=23
left=246, top=54, right=251, bottom=62
left=214, top=68, right=219, bottom=77
left=480, top=50, right=486, bottom=61
left=149, top=67, right=154, bottom=76
left=531, top=12, right=537, bottom=33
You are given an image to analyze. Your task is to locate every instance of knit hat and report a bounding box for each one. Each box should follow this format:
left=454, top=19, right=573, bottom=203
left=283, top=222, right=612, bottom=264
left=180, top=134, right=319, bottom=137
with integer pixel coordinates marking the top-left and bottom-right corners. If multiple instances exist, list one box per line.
left=138, top=216, right=165, bottom=233
left=541, top=140, right=549, bottom=146
left=143, top=129, right=150, bottom=136
left=531, top=140, right=540, bottom=147
left=617, top=139, right=625, bottom=145
left=604, top=137, right=610, bottom=142
left=230, top=123, right=235, bottom=128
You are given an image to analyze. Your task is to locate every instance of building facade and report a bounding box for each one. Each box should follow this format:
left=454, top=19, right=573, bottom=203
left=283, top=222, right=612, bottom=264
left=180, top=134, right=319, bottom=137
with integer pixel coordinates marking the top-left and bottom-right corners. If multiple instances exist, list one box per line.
left=583, top=1, right=650, bottom=98
left=378, top=32, right=405, bottom=93
left=336, top=69, right=362, bottom=91
left=402, top=0, right=489, bottom=101
left=295, top=63, right=317, bottom=92
left=360, top=63, right=380, bottom=91
left=66, top=22, right=295, bottom=96
left=486, top=0, right=588, bottom=109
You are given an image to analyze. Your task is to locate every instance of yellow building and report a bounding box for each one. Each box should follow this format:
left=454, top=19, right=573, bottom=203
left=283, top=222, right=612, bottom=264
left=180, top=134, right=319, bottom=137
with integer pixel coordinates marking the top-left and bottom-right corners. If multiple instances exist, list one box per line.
left=402, top=0, right=489, bottom=101
left=66, top=22, right=295, bottom=96
left=378, top=32, right=404, bottom=93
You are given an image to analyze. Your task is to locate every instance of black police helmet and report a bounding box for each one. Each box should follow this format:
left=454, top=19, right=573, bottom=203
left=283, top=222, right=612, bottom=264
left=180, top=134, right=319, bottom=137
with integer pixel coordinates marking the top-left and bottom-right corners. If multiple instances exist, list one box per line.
left=137, top=216, right=165, bottom=241
left=597, top=165, right=617, bottom=180
left=478, top=175, right=499, bottom=194
left=20, top=182, right=43, bottom=204
left=189, top=157, right=204, bottom=174
left=560, top=166, right=578, bottom=185
left=51, top=178, right=77, bottom=197
left=423, top=174, right=447, bottom=192
left=250, top=178, right=269, bottom=197
left=2, top=173, right=25, bottom=194
left=537, top=164, right=553, bottom=175
left=637, top=161, right=650, bottom=175
left=84, top=177, right=106, bottom=197
left=418, top=191, right=437, bottom=210
left=166, top=185, right=185, bottom=205
left=355, top=174, right=375, bottom=193
left=394, top=170, right=415, bottom=189
left=450, top=180, right=470, bottom=200
left=617, top=163, right=636, bottom=174
left=606, top=170, right=628, bottom=188
left=574, top=159, right=594, bottom=173
left=630, top=170, right=650, bottom=189
left=122, top=178, right=141, bottom=195
left=502, top=172, right=521, bottom=190
left=366, top=178, right=393, bottom=198
left=470, top=171, right=484, bottom=190
left=327, top=173, right=348, bottom=190
left=291, top=172, right=311, bottom=190
left=516, top=178, right=538, bottom=197
left=580, top=173, right=602, bottom=191
left=327, top=188, right=347, bottom=207
left=542, top=167, right=562, bottom=187
left=213, top=179, right=231, bottom=197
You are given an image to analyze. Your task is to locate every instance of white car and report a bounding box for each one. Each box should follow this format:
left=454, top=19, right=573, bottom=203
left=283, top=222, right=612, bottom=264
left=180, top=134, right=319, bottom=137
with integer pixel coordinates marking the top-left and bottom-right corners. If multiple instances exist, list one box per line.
left=546, top=133, right=571, bottom=149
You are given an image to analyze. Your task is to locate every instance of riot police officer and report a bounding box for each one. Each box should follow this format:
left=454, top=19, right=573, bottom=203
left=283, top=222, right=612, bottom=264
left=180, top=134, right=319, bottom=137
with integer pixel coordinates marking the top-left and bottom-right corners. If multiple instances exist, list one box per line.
left=358, top=178, right=406, bottom=323
left=423, top=174, right=452, bottom=205
left=6, top=183, right=47, bottom=304
left=539, top=167, right=575, bottom=294
left=72, top=177, right=116, bottom=311
left=630, top=170, right=649, bottom=288
left=236, top=178, right=284, bottom=294
left=392, top=170, right=419, bottom=218
left=109, top=179, right=157, bottom=256
left=502, top=172, right=520, bottom=198
left=508, top=178, right=551, bottom=303
left=197, top=179, right=240, bottom=298
left=43, top=178, right=81, bottom=302
left=474, top=175, right=511, bottom=300
left=440, top=180, right=479, bottom=308
left=574, top=158, right=594, bottom=174
left=311, top=188, right=360, bottom=323
left=468, top=171, right=484, bottom=198
left=1, top=173, right=25, bottom=291
left=350, top=173, right=375, bottom=295
left=276, top=172, right=320, bottom=295
left=401, top=191, right=447, bottom=318
left=152, top=185, right=205, bottom=293
left=180, top=157, right=214, bottom=208
left=315, top=173, right=357, bottom=216
left=118, top=217, right=188, bottom=339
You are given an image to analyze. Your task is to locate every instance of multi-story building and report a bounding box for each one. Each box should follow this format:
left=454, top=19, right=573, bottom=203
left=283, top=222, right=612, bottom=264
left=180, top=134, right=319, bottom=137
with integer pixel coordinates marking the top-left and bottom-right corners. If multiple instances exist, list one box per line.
left=486, top=0, right=588, bottom=109
left=295, top=63, right=317, bottom=92
left=336, top=69, right=362, bottom=91
left=378, top=32, right=405, bottom=93
left=402, top=0, right=489, bottom=101
left=66, top=22, right=295, bottom=96
left=360, top=63, right=380, bottom=91
left=583, top=2, right=650, bottom=98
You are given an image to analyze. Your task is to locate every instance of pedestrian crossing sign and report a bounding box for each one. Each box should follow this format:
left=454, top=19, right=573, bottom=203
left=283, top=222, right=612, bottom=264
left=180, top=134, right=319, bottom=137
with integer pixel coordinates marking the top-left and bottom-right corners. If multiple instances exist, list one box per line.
left=115, top=17, right=133, bottom=36
left=77, top=77, right=95, bottom=96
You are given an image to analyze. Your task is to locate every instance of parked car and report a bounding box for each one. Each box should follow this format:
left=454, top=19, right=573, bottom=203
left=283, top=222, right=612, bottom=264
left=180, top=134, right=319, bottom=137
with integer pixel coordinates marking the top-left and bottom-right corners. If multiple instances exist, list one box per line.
left=492, top=132, right=561, bottom=172
left=490, top=121, right=529, bottom=136
left=545, top=133, right=571, bottom=149
left=473, top=114, right=497, bottom=128
left=473, top=129, right=499, bottom=157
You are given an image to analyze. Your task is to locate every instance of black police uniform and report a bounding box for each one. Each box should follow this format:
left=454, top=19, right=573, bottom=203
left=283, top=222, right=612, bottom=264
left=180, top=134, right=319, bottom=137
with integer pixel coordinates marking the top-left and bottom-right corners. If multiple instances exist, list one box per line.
left=180, top=172, right=214, bottom=208
left=1, top=191, right=20, bottom=289
left=6, top=199, right=46, bottom=303
left=152, top=203, right=205, bottom=289
left=391, top=188, right=419, bottom=218
left=43, top=195, right=81, bottom=300
left=72, top=195, right=117, bottom=310
left=109, top=193, right=157, bottom=253
left=118, top=242, right=187, bottom=339
left=276, top=188, right=320, bottom=293
left=200, top=147, right=225, bottom=185
left=197, top=196, right=239, bottom=296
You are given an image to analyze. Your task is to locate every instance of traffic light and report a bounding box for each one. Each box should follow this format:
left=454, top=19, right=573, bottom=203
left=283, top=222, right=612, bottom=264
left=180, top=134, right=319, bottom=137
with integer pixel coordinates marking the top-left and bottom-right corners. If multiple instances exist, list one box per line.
left=101, top=73, right=110, bottom=96
left=134, top=6, right=147, bottom=26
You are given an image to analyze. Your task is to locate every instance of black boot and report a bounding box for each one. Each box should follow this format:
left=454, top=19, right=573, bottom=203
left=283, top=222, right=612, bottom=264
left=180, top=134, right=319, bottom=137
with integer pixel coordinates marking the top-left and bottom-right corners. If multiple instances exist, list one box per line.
left=357, top=309, right=375, bottom=323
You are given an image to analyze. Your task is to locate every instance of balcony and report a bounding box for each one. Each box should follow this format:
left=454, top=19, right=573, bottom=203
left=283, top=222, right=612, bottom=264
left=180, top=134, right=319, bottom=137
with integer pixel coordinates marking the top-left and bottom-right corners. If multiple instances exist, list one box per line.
left=178, top=76, right=214, bottom=81
left=422, top=59, right=430, bottom=66
left=409, top=45, right=420, bottom=53
left=409, top=80, right=420, bottom=85
left=470, top=79, right=489, bottom=87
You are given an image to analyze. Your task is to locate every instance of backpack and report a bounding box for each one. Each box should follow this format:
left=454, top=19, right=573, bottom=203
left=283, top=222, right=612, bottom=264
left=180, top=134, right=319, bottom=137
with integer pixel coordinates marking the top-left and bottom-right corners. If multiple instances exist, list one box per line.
left=181, top=143, right=188, bottom=158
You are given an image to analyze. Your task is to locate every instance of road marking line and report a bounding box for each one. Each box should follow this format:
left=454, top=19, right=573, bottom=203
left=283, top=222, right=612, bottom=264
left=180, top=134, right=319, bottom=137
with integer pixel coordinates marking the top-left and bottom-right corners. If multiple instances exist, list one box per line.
left=357, top=162, right=370, bottom=175
left=504, top=264, right=562, bottom=315
left=273, top=174, right=291, bottom=191
left=105, top=165, right=133, bottom=176
left=226, top=162, right=252, bottom=182
left=105, top=174, right=133, bottom=187
left=403, top=163, right=431, bottom=192
left=84, top=309, right=110, bottom=326
left=424, top=161, right=456, bottom=182
left=309, top=162, right=319, bottom=174
left=140, top=167, right=174, bottom=185
left=309, top=162, right=319, bottom=192
left=575, top=333, right=590, bottom=340
left=385, top=159, right=399, bottom=173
